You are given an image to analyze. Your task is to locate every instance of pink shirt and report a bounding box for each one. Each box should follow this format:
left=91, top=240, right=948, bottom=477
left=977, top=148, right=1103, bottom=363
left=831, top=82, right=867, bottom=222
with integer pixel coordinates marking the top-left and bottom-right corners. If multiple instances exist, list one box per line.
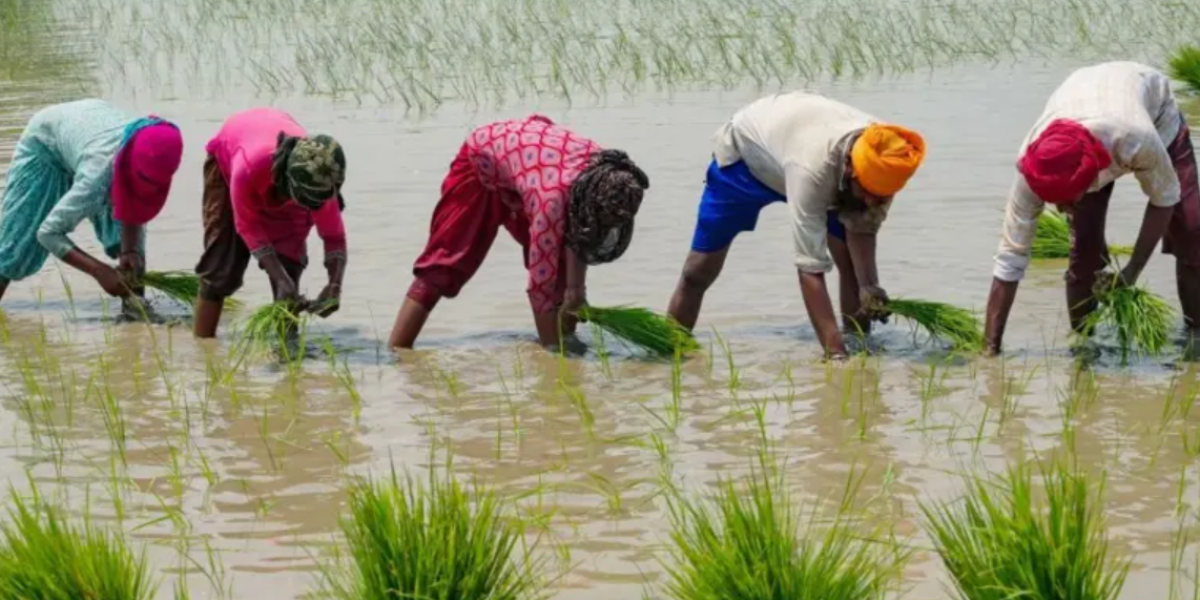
left=205, top=108, right=347, bottom=264
left=467, top=115, right=599, bottom=312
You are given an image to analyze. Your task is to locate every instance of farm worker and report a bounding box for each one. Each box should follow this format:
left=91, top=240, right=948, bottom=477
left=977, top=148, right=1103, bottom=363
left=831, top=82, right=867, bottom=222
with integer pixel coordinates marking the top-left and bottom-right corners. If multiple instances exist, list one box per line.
left=0, top=99, right=182, bottom=304
left=984, top=62, right=1200, bottom=354
left=388, top=114, right=650, bottom=350
left=665, top=91, right=927, bottom=359
left=193, top=108, right=348, bottom=338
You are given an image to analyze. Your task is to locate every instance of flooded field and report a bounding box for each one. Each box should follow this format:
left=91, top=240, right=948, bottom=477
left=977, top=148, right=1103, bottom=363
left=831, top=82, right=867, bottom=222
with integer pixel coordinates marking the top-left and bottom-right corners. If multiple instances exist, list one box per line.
left=4, top=0, right=1200, bottom=598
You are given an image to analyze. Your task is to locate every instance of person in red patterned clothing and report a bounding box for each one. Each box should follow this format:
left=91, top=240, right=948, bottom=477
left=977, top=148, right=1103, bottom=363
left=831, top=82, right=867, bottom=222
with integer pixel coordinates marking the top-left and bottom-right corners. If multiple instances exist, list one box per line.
left=388, top=115, right=650, bottom=351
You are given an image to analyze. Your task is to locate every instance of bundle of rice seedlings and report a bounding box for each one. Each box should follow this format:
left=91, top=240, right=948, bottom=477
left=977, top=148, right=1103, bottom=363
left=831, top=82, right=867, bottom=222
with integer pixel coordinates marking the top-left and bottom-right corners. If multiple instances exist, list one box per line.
left=139, top=270, right=241, bottom=310
left=662, top=458, right=899, bottom=600
left=921, top=459, right=1129, bottom=600
left=1081, top=282, right=1175, bottom=361
left=1033, top=211, right=1131, bottom=259
left=1169, top=44, right=1200, bottom=92
left=320, top=465, right=545, bottom=600
left=0, top=487, right=157, bottom=600
left=885, top=298, right=984, bottom=352
left=231, top=302, right=305, bottom=361
left=576, top=305, right=699, bottom=357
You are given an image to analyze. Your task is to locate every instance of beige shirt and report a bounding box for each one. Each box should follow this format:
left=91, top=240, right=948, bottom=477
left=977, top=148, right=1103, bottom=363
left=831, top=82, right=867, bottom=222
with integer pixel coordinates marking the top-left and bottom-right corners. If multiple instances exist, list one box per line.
left=994, top=62, right=1183, bottom=282
left=712, top=92, right=889, bottom=273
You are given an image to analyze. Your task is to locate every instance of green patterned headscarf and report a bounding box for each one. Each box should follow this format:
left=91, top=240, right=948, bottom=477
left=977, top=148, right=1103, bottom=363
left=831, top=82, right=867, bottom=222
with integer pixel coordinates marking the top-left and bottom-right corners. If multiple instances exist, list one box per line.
left=272, top=133, right=346, bottom=210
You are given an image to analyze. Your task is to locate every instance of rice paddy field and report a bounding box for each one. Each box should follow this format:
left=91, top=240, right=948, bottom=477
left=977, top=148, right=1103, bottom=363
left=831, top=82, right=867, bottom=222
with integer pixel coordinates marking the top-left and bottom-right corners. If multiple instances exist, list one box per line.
left=5, top=0, right=1200, bottom=598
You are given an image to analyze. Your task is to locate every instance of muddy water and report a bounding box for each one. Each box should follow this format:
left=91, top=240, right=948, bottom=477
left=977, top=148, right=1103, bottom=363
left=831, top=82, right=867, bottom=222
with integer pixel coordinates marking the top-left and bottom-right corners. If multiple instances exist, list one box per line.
left=2, top=10, right=1200, bottom=599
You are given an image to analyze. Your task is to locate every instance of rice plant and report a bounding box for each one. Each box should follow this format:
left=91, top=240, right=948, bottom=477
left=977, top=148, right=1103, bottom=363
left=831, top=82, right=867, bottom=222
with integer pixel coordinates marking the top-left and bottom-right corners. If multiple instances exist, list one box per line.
left=576, top=305, right=699, bottom=357
left=230, top=302, right=305, bottom=361
left=921, top=458, right=1129, bottom=600
left=0, top=485, right=158, bottom=600
left=1080, top=282, right=1175, bottom=362
left=1032, top=211, right=1131, bottom=259
left=1169, top=45, right=1200, bottom=92
left=886, top=298, right=984, bottom=352
left=318, top=463, right=546, bottom=600
left=661, top=454, right=900, bottom=600
left=140, top=271, right=241, bottom=310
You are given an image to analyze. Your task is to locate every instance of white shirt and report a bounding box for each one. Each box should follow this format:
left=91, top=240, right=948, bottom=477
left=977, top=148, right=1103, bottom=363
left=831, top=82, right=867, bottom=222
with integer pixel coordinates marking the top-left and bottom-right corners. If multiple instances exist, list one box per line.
left=712, top=92, right=887, bottom=273
left=993, top=62, right=1183, bottom=282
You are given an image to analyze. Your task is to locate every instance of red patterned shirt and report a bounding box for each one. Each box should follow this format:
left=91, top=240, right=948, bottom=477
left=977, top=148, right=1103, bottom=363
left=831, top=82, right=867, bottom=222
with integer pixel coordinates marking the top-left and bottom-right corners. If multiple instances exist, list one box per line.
left=466, top=115, right=599, bottom=312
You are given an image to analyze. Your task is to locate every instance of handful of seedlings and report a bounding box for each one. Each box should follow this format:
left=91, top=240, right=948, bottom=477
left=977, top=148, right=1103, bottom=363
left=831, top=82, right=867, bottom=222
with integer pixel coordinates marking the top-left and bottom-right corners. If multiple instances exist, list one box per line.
left=575, top=305, right=699, bottom=358
left=1080, top=276, right=1175, bottom=361
left=232, top=298, right=336, bottom=362
left=1168, top=44, right=1200, bottom=92
left=139, top=270, right=241, bottom=310
left=1033, top=211, right=1131, bottom=259
left=885, top=298, right=984, bottom=352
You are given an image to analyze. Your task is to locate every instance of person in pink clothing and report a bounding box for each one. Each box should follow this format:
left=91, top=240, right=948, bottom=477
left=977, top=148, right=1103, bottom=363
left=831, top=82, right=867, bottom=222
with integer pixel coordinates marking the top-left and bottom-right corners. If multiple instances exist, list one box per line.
left=193, top=108, right=348, bottom=338
left=388, top=115, right=650, bottom=351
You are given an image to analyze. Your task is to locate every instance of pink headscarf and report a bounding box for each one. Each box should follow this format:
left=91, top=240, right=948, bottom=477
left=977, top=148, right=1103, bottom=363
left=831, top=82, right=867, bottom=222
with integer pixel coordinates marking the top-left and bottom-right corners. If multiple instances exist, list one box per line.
left=1018, top=119, right=1112, bottom=205
left=112, top=120, right=184, bottom=225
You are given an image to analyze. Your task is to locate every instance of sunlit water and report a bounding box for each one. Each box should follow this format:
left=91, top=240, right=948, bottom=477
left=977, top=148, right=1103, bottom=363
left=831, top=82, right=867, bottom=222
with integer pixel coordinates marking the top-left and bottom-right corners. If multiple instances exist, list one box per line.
left=2, top=3, right=1200, bottom=598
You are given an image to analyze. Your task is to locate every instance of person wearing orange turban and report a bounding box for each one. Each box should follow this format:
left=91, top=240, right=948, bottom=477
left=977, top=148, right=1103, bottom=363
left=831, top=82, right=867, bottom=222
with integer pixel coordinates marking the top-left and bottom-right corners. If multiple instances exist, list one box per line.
left=667, top=91, right=926, bottom=359
left=985, top=62, right=1200, bottom=356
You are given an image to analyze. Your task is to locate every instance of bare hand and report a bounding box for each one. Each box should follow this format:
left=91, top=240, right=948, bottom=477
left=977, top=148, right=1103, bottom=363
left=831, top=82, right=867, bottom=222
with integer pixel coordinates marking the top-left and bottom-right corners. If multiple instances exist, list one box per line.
left=310, top=282, right=341, bottom=318
left=272, top=274, right=299, bottom=304
left=1093, top=268, right=1134, bottom=296
left=859, top=285, right=891, bottom=324
left=563, top=286, right=587, bottom=321
left=95, top=266, right=132, bottom=298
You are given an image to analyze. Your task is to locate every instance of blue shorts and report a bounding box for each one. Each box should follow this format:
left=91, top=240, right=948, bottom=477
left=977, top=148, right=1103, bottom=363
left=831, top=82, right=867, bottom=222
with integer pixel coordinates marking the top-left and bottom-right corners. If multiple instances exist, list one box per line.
left=690, top=160, right=844, bottom=253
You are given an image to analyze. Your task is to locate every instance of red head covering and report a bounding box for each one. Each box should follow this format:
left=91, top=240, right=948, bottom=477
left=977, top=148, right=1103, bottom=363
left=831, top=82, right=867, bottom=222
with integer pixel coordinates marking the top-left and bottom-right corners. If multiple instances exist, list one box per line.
left=1018, top=119, right=1112, bottom=205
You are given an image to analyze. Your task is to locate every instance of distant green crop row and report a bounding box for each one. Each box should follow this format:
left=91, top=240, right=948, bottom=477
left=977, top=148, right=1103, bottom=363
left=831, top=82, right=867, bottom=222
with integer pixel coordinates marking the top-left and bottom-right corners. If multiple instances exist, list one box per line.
left=52, top=0, right=1198, bottom=112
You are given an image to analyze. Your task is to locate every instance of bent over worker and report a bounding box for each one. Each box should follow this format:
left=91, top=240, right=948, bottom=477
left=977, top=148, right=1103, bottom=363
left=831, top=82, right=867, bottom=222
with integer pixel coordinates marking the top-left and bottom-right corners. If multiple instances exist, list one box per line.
left=666, top=91, right=927, bottom=358
left=984, top=62, right=1200, bottom=354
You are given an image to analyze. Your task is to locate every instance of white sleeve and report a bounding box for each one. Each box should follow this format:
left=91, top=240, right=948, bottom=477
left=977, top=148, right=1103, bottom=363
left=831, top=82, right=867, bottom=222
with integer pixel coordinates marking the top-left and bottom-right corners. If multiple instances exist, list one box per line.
left=1127, top=131, right=1181, bottom=208
left=992, top=176, right=1044, bottom=282
left=786, top=161, right=834, bottom=274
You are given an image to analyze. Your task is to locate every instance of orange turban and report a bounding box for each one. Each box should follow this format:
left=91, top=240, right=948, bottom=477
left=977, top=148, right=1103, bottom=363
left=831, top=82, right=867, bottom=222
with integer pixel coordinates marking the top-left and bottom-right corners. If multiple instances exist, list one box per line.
left=850, top=124, right=926, bottom=197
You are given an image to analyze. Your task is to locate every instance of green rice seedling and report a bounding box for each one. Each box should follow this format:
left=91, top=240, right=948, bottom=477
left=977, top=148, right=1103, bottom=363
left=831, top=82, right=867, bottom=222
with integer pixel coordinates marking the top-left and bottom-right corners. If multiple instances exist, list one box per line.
left=1033, top=211, right=1131, bottom=259
left=1080, top=281, right=1175, bottom=362
left=921, top=458, right=1129, bottom=600
left=661, top=453, right=901, bottom=600
left=886, top=298, right=984, bottom=352
left=319, top=463, right=546, bottom=600
left=576, top=305, right=699, bottom=358
left=230, top=302, right=308, bottom=362
left=140, top=271, right=241, bottom=310
left=0, top=484, right=158, bottom=600
left=1170, top=45, right=1200, bottom=92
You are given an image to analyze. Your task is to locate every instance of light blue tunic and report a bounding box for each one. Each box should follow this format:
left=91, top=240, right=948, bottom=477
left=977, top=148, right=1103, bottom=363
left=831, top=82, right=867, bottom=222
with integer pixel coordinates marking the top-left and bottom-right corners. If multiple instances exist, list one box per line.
left=0, top=99, right=146, bottom=282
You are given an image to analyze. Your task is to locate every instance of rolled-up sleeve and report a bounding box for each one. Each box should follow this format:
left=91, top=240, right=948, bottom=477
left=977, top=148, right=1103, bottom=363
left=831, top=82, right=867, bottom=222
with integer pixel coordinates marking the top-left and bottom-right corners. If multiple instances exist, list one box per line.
left=785, top=162, right=834, bottom=274
left=36, top=169, right=106, bottom=259
left=993, top=177, right=1043, bottom=282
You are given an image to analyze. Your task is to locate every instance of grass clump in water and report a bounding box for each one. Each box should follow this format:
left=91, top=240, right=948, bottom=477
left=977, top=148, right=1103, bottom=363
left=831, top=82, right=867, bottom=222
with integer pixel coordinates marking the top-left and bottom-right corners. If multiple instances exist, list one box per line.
left=661, top=454, right=901, bottom=600
left=0, top=485, right=157, bottom=600
left=1033, top=211, right=1131, bottom=259
left=576, top=305, right=699, bottom=357
left=140, top=270, right=241, bottom=310
left=921, top=458, right=1129, bottom=600
left=320, top=463, right=545, bottom=600
left=1169, top=45, right=1200, bottom=92
left=1080, top=281, right=1175, bottom=361
left=885, top=298, right=984, bottom=352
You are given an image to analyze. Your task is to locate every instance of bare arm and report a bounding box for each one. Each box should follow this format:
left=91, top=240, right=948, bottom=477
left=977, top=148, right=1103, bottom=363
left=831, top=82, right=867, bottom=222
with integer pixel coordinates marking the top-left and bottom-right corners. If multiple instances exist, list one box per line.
left=561, top=249, right=588, bottom=335
left=845, top=231, right=880, bottom=287
left=799, top=271, right=848, bottom=358
left=984, top=278, right=1019, bottom=355
left=1121, top=203, right=1174, bottom=281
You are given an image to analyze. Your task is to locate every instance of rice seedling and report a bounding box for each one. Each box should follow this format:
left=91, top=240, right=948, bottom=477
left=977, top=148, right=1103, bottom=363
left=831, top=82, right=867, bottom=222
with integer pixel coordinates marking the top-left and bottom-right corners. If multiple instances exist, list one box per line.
left=140, top=271, right=241, bottom=310
left=886, top=298, right=984, bottom=352
left=576, top=305, right=699, bottom=358
left=1170, top=45, right=1200, bottom=92
left=318, top=462, right=546, bottom=600
left=1080, top=281, right=1175, bottom=362
left=661, top=451, right=901, bottom=600
left=230, top=301, right=312, bottom=362
left=921, top=458, right=1129, bottom=600
left=1032, top=211, right=1131, bottom=259
left=0, top=484, right=158, bottom=600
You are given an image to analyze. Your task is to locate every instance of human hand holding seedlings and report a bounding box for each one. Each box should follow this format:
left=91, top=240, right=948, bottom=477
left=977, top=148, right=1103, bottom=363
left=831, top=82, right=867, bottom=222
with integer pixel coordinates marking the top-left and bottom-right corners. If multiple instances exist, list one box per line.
left=310, top=253, right=346, bottom=318
left=1093, top=267, right=1135, bottom=295
left=858, top=284, right=891, bottom=324
left=259, top=252, right=299, bottom=305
